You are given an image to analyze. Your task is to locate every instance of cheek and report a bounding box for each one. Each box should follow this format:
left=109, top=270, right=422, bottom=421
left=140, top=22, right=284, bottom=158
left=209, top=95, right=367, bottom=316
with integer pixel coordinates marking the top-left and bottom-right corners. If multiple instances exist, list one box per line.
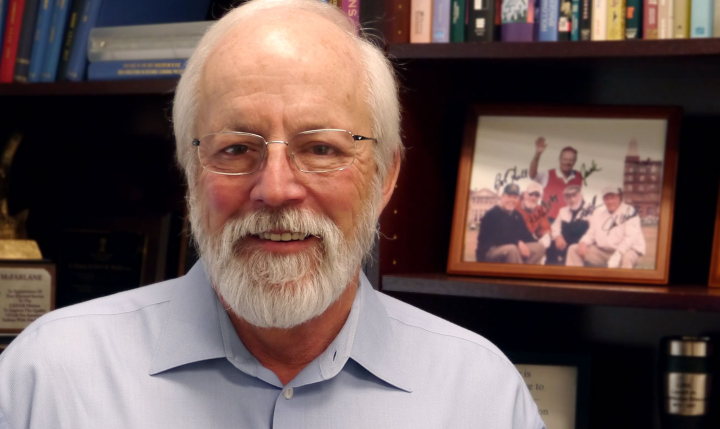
left=200, top=177, right=248, bottom=232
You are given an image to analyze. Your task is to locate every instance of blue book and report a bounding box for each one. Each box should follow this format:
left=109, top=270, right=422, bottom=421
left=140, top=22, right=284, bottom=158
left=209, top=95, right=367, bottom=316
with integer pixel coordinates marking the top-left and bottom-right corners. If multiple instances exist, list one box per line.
left=63, top=0, right=211, bottom=81
left=0, top=0, right=9, bottom=50
left=12, top=0, right=41, bottom=82
left=537, top=0, right=560, bottom=40
left=40, top=0, right=72, bottom=82
left=571, top=0, right=580, bottom=40
left=28, top=0, right=55, bottom=82
left=432, top=0, right=451, bottom=42
left=87, top=58, right=186, bottom=80
left=690, top=0, right=714, bottom=37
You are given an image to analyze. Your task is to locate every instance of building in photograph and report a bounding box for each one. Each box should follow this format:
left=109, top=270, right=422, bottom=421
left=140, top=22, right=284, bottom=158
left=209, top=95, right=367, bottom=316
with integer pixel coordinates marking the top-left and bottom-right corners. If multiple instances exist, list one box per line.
left=467, top=188, right=500, bottom=229
left=623, top=139, right=662, bottom=222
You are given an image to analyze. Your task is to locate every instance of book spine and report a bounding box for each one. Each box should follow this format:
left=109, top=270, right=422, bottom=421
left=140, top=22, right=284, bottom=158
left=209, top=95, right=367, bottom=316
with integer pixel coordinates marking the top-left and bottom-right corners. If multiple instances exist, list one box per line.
left=644, top=0, right=658, bottom=38
left=0, top=0, right=26, bottom=83
left=571, top=0, right=580, bottom=39
left=501, top=0, right=536, bottom=41
left=385, top=0, right=411, bottom=43
left=27, top=0, right=54, bottom=82
left=606, top=0, right=625, bottom=39
left=538, top=0, right=560, bottom=40
left=410, top=0, right=433, bottom=42
left=341, top=0, right=360, bottom=30
left=432, top=0, right=450, bottom=41
left=672, top=0, right=689, bottom=37
left=0, top=0, right=10, bottom=49
left=690, top=0, right=713, bottom=37
left=558, top=0, right=572, bottom=39
left=579, top=0, right=592, bottom=39
left=63, top=0, right=100, bottom=81
left=591, top=0, right=607, bottom=38
left=12, top=0, right=40, bottom=82
left=666, top=0, right=674, bottom=38
left=625, top=0, right=642, bottom=37
left=450, top=0, right=465, bottom=41
left=714, top=0, right=720, bottom=36
left=466, top=0, right=496, bottom=40
left=87, top=58, right=185, bottom=80
left=657, top=0, right=668, bottom=37
left=39, top=0, right=69, bottom=81
left=56, top=0, right=84, bottom=80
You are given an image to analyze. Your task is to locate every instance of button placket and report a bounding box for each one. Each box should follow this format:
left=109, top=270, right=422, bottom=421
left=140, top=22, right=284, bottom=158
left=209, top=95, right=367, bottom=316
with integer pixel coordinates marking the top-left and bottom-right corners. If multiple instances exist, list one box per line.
left=282, top=387, right=294, bottom=399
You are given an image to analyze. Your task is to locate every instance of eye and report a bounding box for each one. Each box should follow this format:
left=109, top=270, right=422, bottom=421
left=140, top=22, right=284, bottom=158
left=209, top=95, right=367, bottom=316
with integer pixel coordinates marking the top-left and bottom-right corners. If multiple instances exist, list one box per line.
left=222, top=144, right=250, bottom=155
left=311, top=144, right=334, bottom=156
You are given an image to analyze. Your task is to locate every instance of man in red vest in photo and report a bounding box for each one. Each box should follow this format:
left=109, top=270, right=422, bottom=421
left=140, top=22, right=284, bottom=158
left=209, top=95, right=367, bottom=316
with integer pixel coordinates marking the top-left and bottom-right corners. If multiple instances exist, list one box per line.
left=529, top=137, right=583, bottom=221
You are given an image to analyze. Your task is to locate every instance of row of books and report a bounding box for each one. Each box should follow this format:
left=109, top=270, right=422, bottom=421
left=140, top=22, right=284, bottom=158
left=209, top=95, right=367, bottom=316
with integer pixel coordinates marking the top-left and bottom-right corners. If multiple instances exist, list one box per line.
left=408, top=0, right=720, bottom=42
left=0, top=0, right=212, bottom=83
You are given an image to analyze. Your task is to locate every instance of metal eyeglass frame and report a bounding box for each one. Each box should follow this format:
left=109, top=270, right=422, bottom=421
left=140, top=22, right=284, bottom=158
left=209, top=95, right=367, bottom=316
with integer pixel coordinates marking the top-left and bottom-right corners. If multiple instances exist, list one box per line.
left=191, top=128, right=378, bottom=175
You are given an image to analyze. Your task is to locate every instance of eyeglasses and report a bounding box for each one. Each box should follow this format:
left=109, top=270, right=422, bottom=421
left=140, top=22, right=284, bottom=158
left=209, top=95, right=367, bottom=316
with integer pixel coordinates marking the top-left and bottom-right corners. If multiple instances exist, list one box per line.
left=192, top=129, right=377, bottom=175
left=528, top=192, right=541, bottom=198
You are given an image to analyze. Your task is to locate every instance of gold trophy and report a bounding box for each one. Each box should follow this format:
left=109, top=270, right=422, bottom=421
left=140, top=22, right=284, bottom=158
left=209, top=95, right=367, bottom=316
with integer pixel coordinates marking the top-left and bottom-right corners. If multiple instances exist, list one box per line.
left=0, top=132, right=42, bottom=260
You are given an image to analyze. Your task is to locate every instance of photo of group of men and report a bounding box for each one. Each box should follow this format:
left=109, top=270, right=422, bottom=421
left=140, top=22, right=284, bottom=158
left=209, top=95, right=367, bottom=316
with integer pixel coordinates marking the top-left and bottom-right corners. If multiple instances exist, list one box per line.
left=463, top=115, right=668, bottom=270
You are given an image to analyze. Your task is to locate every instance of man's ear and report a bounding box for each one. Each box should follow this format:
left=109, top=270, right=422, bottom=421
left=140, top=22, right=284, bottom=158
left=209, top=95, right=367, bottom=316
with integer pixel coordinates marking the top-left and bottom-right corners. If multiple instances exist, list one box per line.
left=379, top=151, right=402, bottom=214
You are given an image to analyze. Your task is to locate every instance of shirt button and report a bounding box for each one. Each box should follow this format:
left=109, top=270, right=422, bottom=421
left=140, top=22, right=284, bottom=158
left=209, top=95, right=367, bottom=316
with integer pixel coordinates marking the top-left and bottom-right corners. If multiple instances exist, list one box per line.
left=283, top=387, right=294, bottom=400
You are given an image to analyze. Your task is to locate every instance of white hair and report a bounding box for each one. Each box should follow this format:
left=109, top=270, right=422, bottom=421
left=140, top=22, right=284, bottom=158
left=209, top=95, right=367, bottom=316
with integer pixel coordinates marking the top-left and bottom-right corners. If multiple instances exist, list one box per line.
left=172, top=0, right=404, bottom=191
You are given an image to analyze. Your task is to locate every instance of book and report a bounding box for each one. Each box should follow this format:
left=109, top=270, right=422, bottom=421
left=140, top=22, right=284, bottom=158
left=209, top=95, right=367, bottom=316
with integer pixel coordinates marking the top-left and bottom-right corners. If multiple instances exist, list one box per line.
left=538, top=0, right=560, bottom=40
left=558, top=0, right=572, bottom=39
left=657, top=0, right=668, bottom=37
left=502, top=0, right=536, bottom=41
left=384, top=0, right=411, bottom=43
left=606, top=0, right=625, bottom=39
left=341, top=0, right=360, bottom=30
left=63, top=0, right=212, bottom=81
left=591, top=0, right=606, bottom=39
left=644, top=0, right=658, bottom=37
left=466, top=0, right=497, bottom=40
left=579, top=0, right=592, bottom=39
left=570, top=0, right=580, bottom=39
left=450, top=0, right=465, bottom=41
left=27, top=0, right=54, bottom=82
left=672, top=0, right=689, bottom=37
left=58, top=0, right=96, bottom=81
left=715, top=0, right=720, bottom=37
left=690, top=0, right=713, bottom=37
left=0, top=0, right=26, bottom=83
left=0, top=0, right=10, bottom=49
left=39, top=0, right=71, bottom=82
left=87, top=58, right=185, bottom=80
left=432, top=0, right=450, bottom=41
left=666, top=0, right=674, bottom=38
left=410, top=0, right=432, bottom=42
left=88, top=21, right=211, bottom=62
left=12, top=0, right=39, bottom=82
left=625, top=0, right=642, bottom=37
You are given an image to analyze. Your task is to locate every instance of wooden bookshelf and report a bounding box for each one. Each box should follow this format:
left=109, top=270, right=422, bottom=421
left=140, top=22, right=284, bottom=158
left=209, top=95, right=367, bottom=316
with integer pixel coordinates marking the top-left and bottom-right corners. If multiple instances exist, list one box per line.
left=383, top=273, right=720, bottom=312
left=0, top=79, right=178, bottom=96
left=388, top=39, right=720, bottom=60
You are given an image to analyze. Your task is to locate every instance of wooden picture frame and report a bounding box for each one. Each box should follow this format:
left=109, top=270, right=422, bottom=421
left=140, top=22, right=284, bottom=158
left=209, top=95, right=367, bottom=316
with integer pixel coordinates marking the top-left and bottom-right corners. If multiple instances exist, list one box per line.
left=708, top=185, right=720, bottom=287
left=507, top=351, right=591, bottom=429
left=448, top=105, right=680, bottom=284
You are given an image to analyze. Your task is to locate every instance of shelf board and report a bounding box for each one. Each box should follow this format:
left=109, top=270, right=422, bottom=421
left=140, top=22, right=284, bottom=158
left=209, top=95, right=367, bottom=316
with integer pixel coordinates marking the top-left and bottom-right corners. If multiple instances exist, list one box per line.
left=382, top=273, right=720, bottom=312
left=388, top=39, right=720, bottom=60
left=0, top=79, right=178, bottom=96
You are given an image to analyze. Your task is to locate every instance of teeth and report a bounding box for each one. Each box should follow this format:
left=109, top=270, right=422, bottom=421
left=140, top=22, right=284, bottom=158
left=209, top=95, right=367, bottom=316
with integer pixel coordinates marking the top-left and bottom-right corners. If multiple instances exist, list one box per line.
left=257, top=232, right=310, bottom=241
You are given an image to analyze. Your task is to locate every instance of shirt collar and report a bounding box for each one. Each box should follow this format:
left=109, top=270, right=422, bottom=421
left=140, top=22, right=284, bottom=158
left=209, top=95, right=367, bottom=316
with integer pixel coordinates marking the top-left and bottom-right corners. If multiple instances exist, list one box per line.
left=149, top=262, right=413, bottom=393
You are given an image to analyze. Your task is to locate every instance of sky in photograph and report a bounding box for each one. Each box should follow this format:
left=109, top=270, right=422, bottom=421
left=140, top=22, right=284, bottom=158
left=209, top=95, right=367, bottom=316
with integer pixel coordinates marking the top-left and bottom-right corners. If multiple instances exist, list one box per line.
left=469, top=115, right=668, bottom=204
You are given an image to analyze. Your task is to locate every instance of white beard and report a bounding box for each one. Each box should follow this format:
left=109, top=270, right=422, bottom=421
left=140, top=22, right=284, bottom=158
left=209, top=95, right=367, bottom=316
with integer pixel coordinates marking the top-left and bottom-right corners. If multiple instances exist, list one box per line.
left=190, top=177, right=382, bottom=329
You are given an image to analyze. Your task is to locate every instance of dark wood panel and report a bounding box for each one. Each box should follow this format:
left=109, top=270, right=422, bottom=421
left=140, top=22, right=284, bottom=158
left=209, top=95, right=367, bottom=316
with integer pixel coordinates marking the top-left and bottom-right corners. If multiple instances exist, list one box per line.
left=389, top=39, right=720, bottom=59
left=383, top=273, right=720, bottom=312
left=0, top=79, right=178, bottom=96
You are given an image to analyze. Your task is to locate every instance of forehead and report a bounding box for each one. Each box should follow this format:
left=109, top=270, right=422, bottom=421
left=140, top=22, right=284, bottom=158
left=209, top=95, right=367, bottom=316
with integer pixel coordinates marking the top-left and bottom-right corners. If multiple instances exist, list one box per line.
left=197, top=11, right=367, bottom=132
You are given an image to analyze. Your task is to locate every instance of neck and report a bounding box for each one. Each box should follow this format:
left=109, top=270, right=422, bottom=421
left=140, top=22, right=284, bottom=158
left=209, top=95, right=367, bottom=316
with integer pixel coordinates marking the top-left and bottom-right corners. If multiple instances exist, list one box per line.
left=561, top=169, right=572, bottom=178
left=225, top=272, right=360, bottom=385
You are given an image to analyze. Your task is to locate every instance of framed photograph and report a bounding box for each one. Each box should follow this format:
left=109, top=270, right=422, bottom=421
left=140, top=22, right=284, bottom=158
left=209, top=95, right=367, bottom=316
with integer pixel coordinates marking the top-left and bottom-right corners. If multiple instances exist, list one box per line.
left=448, top=105, right=680, bottom=284
left=508, top=351, right=591, bottom=429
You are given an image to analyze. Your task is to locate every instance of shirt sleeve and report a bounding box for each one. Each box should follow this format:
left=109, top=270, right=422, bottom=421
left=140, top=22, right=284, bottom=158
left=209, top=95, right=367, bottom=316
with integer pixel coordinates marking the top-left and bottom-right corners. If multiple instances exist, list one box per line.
left=616, top=213, right=646, bottom=255
left=550, top=214, right=562, bottom=239
left=579, top=213, right=597, bottom=245
left=535, top=171, right=548, bottom=188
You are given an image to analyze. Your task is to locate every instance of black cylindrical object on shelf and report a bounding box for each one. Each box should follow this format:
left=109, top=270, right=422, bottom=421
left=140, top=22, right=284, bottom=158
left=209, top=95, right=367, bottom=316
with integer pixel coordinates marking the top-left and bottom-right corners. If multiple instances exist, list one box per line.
left=660, top=336, right=712, bottom=429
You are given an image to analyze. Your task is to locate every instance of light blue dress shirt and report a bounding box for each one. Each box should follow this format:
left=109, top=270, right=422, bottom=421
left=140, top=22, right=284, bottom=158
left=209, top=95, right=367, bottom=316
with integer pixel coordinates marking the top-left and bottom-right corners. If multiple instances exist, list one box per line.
left=0, top=262, right=545, bottom=429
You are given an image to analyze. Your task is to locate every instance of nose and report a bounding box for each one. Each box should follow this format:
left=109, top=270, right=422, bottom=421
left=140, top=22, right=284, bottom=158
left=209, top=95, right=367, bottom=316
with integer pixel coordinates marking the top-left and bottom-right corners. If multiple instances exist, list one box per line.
left=249, top=142, right=307, bottom=208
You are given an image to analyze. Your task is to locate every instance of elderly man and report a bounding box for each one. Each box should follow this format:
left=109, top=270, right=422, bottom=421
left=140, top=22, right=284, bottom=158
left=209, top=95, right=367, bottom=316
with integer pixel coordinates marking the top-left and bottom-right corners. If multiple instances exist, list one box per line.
left=0, top=1, right=543, bottom=428
left=546, top=185, right=591, bottom=265
left=529, top=137, right=583, bottom=221
left=516, top=181, right=552, bottom=250
left=566, top=186, right=646, bottom=268
left=476, top=183, right=545, bottom=264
